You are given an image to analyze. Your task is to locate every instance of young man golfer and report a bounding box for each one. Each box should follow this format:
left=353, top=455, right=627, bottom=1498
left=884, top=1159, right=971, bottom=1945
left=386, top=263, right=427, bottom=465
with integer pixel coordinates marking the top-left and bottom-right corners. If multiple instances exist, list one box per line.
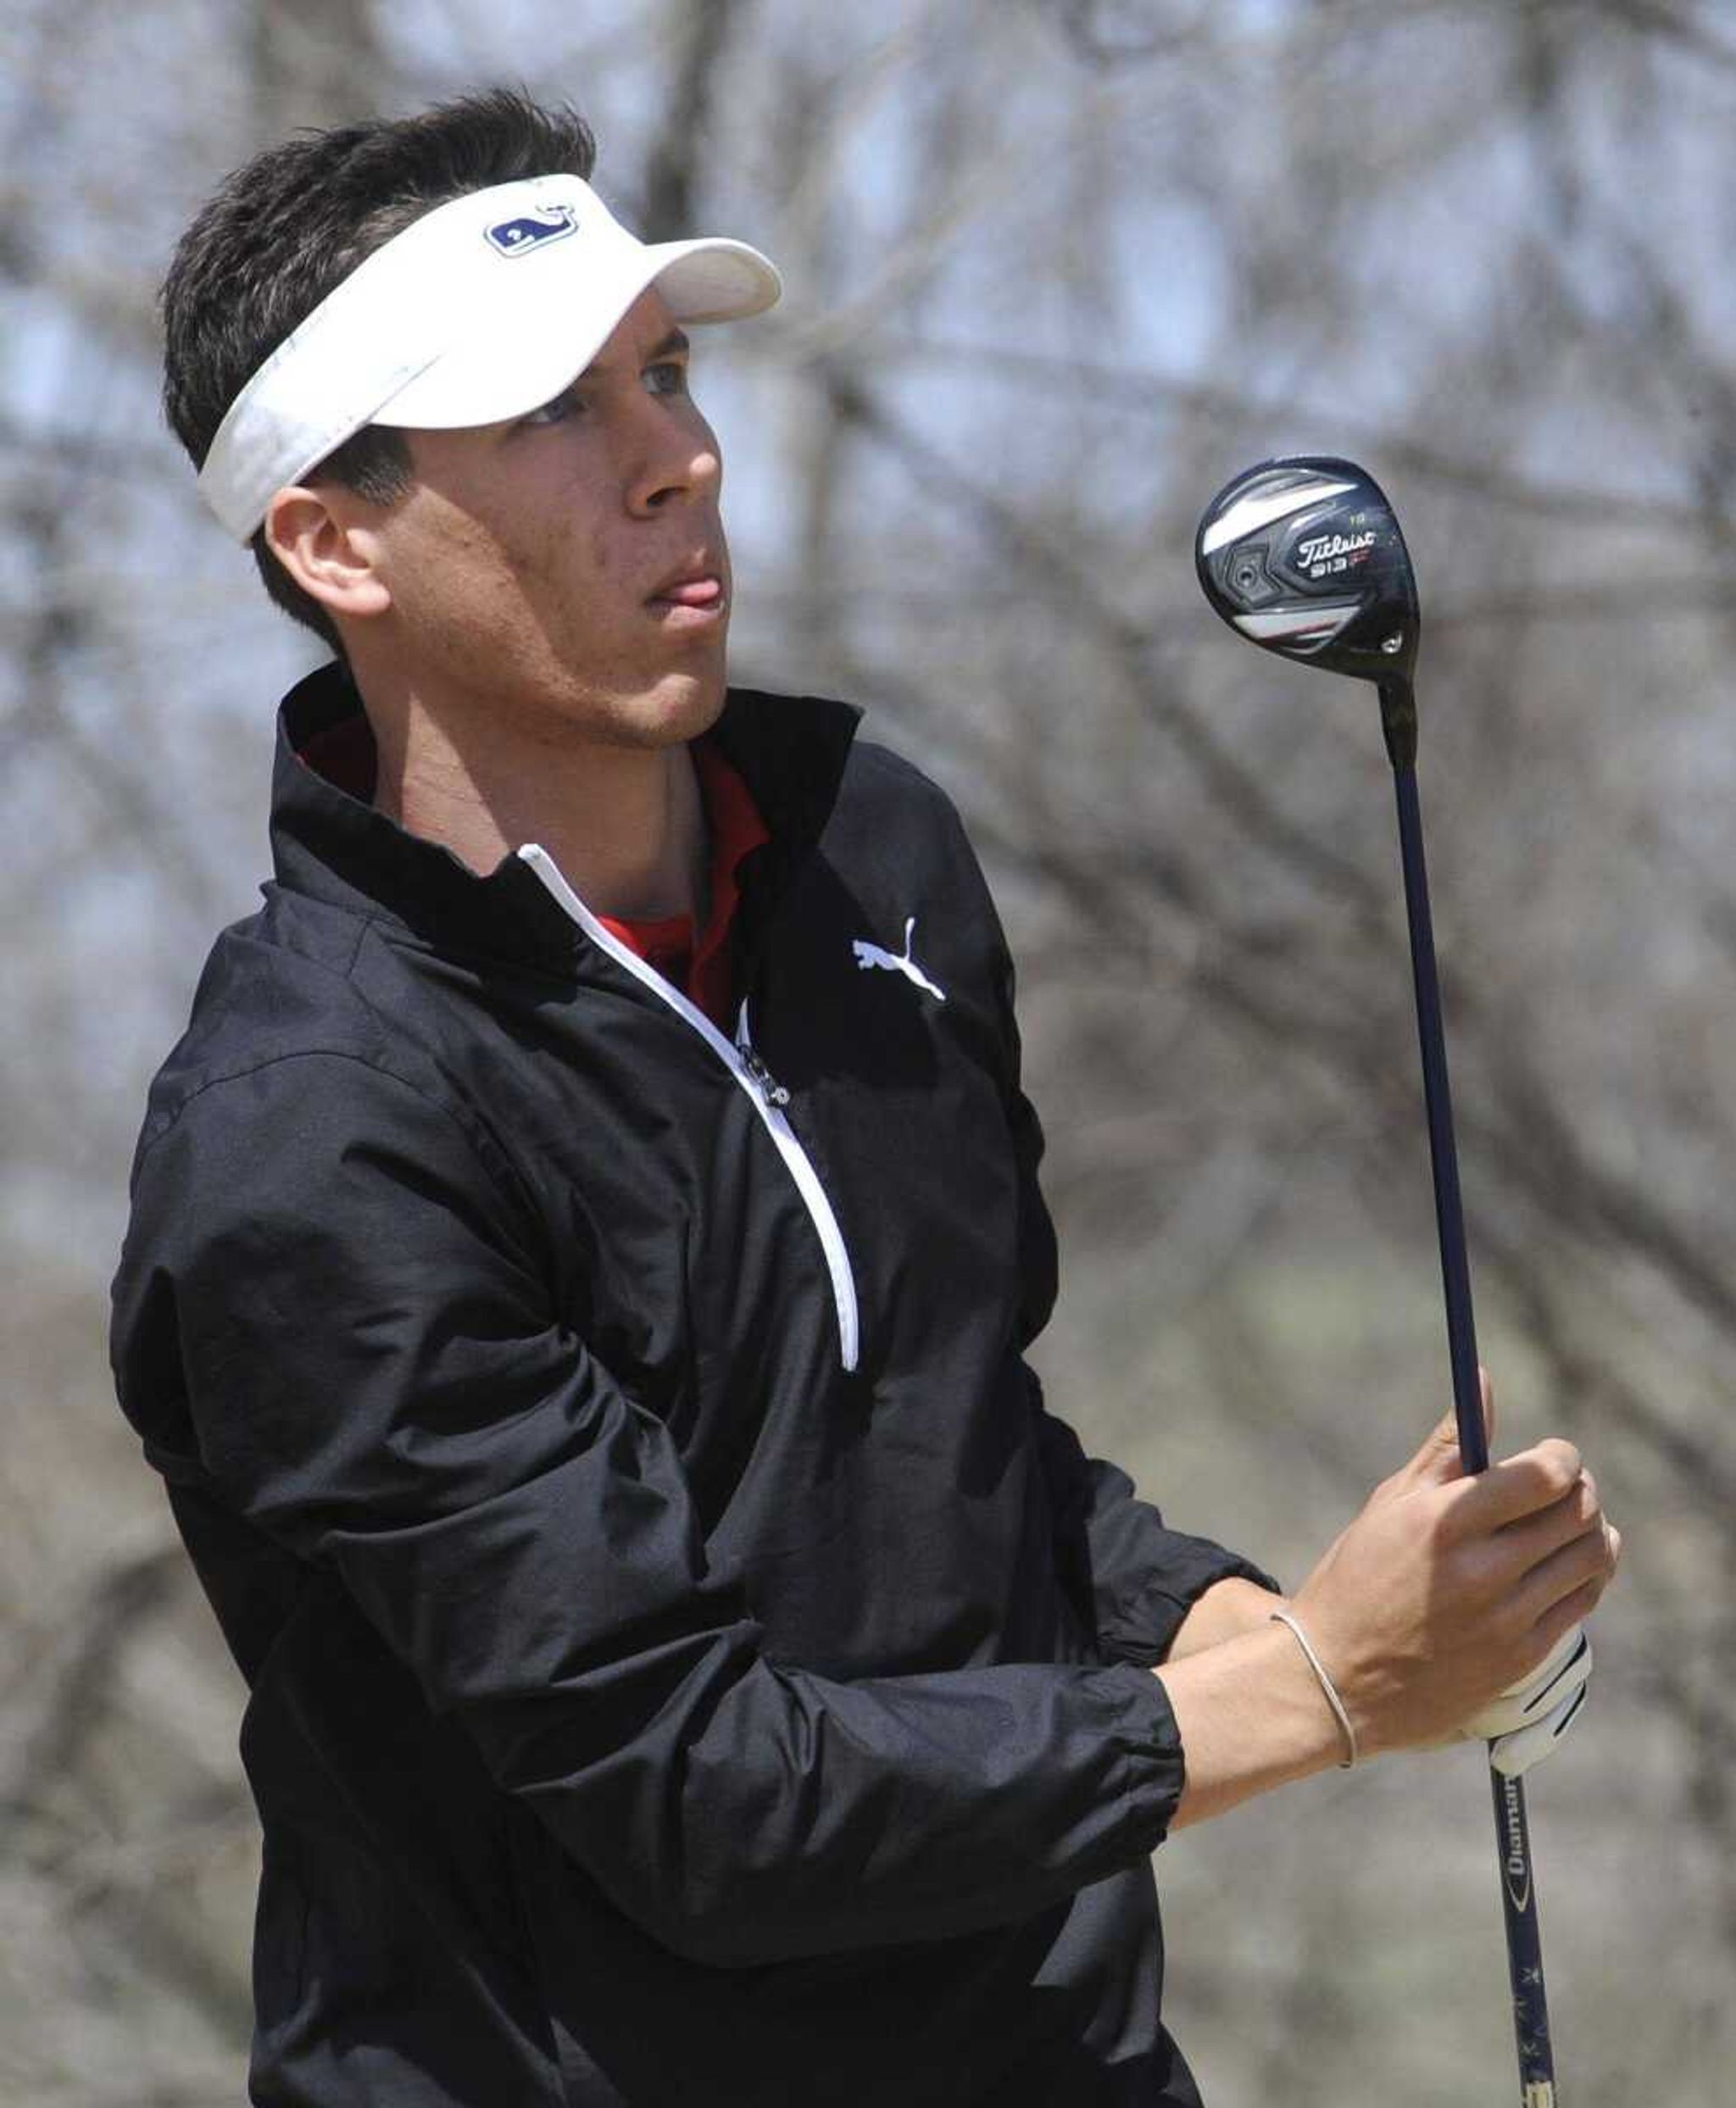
left=111, top=89, right=1617, bottom=2108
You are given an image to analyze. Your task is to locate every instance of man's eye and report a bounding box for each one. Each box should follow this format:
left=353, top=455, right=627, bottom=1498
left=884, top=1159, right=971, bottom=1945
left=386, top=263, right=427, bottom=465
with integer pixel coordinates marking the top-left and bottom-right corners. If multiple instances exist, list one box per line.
left=644, top=360, right=689, bottom=398
left=521, top=387, right=581, bottom=428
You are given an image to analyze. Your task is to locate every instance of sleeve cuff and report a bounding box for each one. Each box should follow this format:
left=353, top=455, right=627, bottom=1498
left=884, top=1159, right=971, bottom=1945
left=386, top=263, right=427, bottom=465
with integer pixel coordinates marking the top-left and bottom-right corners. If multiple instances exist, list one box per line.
left=1092, top=1660, right=1189, bottom=1850
left=1097, top=1536, right=1283, bottom=1667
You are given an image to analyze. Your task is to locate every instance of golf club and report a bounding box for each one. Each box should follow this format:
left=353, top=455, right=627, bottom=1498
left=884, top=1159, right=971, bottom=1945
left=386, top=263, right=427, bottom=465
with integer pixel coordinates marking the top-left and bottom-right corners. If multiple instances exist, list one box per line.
left=1194, top=456, right=1557, bottom=2108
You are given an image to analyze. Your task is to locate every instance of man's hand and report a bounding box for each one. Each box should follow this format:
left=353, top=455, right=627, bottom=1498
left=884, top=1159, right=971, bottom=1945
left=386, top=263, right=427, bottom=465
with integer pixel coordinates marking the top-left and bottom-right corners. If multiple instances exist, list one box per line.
left=1291, top=1374, right=1621, bottom=1761
left=1455, top=1623, right=1594, bottom=1777
left=1151, top=1372, right=1620, bottom=1828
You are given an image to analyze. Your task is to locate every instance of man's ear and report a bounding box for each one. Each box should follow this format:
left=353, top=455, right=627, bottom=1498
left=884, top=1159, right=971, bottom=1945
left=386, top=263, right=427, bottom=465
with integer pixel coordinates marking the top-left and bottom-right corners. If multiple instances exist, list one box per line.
left=264, top=484, right=392, bottom=623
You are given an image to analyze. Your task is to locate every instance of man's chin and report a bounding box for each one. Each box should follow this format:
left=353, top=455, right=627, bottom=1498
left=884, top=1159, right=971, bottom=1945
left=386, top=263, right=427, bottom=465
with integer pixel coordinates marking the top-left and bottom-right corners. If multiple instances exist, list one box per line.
left=572, top=667, right=727, bottom=753
left=638, top=669, right=725, bottom=743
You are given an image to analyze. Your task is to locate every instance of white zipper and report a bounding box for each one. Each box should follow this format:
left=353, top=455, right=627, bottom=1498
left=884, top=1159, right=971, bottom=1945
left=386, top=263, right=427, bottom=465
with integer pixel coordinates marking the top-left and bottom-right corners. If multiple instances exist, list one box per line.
left=518, top=843, right=861, bottom=1373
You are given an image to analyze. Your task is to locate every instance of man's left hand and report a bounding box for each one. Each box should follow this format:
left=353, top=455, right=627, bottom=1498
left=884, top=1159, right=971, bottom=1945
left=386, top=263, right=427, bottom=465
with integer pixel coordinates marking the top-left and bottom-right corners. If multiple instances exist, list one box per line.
left=1456, top=1623, right=1594, bottom=1777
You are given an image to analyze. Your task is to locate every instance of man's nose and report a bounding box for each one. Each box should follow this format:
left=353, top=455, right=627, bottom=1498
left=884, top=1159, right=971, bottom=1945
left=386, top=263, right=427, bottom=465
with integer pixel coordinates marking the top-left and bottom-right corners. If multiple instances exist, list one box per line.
left=627, top=406, right=721, bottom=514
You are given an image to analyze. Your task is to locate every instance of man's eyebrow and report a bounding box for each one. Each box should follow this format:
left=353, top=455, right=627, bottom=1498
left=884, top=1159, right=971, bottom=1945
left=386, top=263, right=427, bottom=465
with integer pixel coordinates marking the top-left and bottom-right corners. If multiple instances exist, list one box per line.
left=581, top=327, right=691, bottom=379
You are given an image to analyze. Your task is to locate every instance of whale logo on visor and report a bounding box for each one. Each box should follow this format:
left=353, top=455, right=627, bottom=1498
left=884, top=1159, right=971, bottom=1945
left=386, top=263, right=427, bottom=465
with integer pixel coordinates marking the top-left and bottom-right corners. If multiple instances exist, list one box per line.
left=484, top=205, right=579, bottom=257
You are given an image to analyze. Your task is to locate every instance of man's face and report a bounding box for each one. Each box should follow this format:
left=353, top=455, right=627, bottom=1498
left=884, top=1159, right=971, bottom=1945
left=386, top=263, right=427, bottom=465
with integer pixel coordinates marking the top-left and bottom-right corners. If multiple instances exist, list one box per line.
left=357, top=286, right=732, bottom=750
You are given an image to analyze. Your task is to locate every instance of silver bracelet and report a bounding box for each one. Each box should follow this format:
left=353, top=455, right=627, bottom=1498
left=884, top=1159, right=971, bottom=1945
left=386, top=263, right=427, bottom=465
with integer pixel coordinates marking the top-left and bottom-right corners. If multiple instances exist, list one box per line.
left=1270, top=1609, right=1359, bottom=1769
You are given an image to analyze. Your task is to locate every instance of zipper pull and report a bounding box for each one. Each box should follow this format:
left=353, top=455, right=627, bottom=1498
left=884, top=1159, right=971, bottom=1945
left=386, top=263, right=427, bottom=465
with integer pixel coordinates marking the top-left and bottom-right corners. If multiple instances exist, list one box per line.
left=734, top=1002, right=792, bottom=1108
left=741, top=1046, right=792, bottom=1109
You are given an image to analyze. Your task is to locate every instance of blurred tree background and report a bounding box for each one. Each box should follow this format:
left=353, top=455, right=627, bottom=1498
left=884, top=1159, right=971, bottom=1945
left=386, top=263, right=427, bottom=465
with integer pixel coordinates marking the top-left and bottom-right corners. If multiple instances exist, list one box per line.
left=3, top=1, right=1733, bottom=2101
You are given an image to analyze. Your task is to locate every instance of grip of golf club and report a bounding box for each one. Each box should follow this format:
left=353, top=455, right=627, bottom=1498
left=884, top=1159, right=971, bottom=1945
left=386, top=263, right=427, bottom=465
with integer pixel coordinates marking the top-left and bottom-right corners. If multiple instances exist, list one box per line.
left=1391, top=761, right=1557, bottom=2104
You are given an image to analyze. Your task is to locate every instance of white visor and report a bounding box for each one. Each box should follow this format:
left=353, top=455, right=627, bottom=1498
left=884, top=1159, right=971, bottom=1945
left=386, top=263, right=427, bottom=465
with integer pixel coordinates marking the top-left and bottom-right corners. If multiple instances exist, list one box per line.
left=197, top=174, right=782, bottom=541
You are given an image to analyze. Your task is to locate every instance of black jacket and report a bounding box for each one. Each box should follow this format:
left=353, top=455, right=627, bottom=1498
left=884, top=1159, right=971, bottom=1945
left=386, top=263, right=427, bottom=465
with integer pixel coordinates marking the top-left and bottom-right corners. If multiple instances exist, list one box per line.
left=111, top=665, right=1271, bottom=2106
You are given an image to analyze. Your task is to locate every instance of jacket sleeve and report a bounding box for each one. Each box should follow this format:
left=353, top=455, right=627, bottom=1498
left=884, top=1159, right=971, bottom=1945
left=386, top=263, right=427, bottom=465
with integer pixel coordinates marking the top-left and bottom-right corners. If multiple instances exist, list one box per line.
left=1033, top=1393, right=1282, bottom=1665
left=974, top=834, right=1281, bottom=1665
left=114, top=1050, right=1183, bottom=1969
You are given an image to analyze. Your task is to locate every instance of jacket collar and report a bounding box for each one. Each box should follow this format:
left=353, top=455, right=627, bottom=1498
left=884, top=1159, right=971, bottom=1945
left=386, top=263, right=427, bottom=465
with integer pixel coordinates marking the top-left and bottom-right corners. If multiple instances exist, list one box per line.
left=270, top=662, right=861, bottom=977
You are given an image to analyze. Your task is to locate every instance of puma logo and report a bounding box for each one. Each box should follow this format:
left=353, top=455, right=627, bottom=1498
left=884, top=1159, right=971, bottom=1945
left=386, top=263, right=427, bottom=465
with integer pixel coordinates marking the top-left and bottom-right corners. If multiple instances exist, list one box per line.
left=852, top=917, right=946, bottom=1003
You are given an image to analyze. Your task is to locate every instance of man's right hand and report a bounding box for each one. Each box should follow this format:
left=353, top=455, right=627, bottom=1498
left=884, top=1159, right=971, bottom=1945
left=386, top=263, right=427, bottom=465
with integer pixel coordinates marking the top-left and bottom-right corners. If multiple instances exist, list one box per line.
left=1152, top=1372, right=1620, bottom=1828
left=1290, top=1376, right=1621, bottom=1762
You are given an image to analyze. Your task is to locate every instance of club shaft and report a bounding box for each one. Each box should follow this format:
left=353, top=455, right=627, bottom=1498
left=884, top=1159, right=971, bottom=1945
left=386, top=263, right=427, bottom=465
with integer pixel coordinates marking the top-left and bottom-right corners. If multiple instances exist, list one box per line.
left=1390, top=759, right=1558, bottom=2105
left=1391, top=763, right=1484, bottom=1471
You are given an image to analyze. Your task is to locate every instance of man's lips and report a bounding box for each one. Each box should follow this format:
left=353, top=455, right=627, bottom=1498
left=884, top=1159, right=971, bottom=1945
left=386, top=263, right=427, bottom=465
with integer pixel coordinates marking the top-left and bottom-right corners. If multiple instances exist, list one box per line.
left=654, top=577, right=723, bottom=608
left=648, top=562, right=726, bottom=609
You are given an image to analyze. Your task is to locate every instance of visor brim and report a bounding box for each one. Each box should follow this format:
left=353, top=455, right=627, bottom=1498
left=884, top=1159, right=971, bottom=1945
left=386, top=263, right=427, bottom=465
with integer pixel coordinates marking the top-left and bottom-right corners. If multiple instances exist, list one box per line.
left=371, top=237, right=781, bottom=432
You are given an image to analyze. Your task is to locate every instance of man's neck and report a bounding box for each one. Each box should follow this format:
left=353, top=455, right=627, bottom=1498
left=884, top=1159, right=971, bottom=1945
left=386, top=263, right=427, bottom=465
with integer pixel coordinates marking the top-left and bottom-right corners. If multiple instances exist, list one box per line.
left=368, top=696, right=709, bottom=925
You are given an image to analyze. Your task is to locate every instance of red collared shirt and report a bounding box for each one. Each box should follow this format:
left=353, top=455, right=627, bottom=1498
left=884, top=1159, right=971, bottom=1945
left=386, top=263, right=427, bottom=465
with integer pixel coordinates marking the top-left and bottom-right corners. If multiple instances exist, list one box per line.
left=298, top=717, right=768, bottom=1032
left=598, top=740, right=768, bottom=1028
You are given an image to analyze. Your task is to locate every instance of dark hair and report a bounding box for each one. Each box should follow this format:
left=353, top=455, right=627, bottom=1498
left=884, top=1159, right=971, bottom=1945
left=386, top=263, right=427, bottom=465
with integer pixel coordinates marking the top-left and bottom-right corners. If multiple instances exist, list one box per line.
left=161, top=87, right=598, bottom=650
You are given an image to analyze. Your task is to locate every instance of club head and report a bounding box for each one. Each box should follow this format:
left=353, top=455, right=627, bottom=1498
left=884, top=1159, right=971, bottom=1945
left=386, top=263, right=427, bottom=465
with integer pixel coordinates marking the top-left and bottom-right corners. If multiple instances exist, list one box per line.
left=1194, top=456, right=1421, bottom=756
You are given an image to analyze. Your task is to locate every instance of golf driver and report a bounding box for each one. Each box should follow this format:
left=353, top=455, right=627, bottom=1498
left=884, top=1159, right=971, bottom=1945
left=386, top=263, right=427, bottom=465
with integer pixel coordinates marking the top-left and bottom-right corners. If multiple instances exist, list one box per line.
left=1194, top=456, right=1556, bottom=2108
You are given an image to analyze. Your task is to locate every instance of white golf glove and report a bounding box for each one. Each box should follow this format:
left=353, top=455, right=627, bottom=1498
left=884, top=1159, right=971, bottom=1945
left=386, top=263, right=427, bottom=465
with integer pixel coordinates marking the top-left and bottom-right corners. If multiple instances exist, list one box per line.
left=1459, top=1625, right=1593, bottom=1777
